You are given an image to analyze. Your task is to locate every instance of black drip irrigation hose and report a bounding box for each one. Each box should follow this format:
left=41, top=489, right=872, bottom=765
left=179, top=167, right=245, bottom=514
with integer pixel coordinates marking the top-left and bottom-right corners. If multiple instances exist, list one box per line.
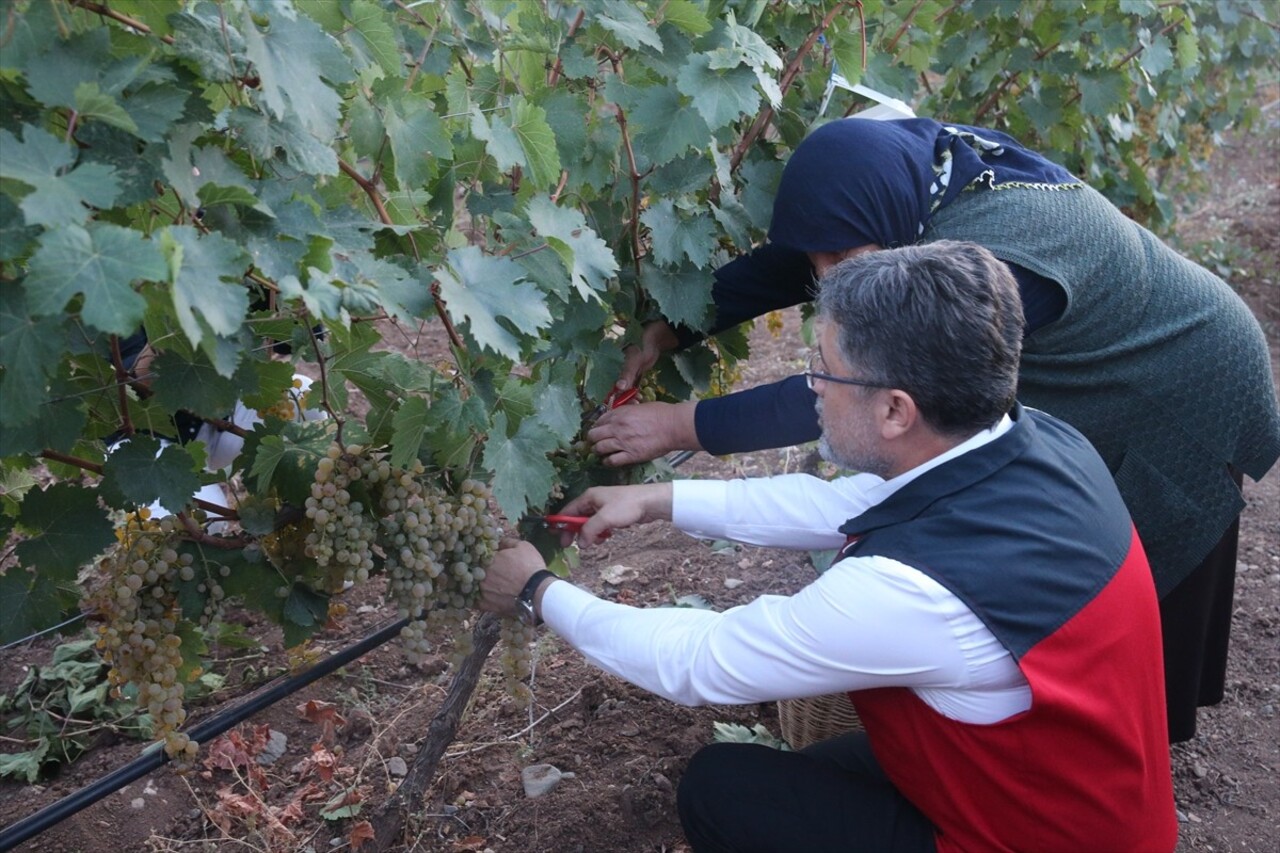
left=0, top=613, right=410, bottom=852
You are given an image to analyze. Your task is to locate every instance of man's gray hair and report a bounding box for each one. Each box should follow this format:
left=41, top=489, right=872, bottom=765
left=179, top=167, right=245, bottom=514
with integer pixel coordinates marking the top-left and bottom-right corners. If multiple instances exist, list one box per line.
left=816, top=241, right=1024, bottom=436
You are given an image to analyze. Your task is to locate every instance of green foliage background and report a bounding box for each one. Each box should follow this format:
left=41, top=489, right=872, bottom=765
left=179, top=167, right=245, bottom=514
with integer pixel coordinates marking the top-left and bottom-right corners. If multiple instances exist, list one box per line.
left=1, top=0, right=1275, bottom=647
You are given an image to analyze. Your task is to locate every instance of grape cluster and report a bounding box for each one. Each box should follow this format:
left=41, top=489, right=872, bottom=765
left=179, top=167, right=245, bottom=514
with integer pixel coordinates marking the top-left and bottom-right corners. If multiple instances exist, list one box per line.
left=499, top=617, right=537, bottom=709
left=304, top=444, right=380, bottom=587
left=258, top=377, right=311, bottom=422
left=92, top=511, right=214, bottom=764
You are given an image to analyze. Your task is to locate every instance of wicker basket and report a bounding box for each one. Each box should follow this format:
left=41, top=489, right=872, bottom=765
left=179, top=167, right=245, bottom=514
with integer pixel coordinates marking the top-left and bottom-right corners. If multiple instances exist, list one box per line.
left=777, top=693, right=864, bottom=750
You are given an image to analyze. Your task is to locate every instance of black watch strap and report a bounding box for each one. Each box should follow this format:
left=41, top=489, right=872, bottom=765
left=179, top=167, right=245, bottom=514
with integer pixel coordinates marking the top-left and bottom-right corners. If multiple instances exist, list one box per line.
left=516, top=569, right=557, bottom=626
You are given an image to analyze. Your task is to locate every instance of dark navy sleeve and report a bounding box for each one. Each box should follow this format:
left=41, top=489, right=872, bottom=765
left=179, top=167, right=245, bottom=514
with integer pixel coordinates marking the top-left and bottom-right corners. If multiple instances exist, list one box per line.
left=1008, top=262, right=1066, bottom=334
left=696, top=375, right=820, bottom=455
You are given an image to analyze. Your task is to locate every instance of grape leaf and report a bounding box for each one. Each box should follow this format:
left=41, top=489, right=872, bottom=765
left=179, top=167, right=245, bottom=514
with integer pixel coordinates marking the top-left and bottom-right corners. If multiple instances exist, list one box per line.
left=0, top=125, right=121, bottom=228
left=481, top=412, right=559, bottom=521
left=676, top=54, right=760, bottom=132
left=389, top=396, right=429, bottom=471
left=345, top=0, right=403, bottom=76
left=640, top=199, right=717, bottom=268
left=162, top=226, right=252, bottom=347
left=593, top=2, right=664, bottom=51
left=629, top=84, right=709, bottom=167
left=509, top=96, right=561, bottom=191
left=640, top=264, right=712, bottom=330
left=230, top=103, right=340, bottom=175
left=150, top=351, right=242, bottom=418
left=24, top=223, right=165, bottom=335
left=241, top=6, right=352, bottom=141
left=0, top=570, right=70, bottom=647
left=662, top=0, right=713, bottom=35
left=385, top=102, right=451, bottom=190
left=121, top=83, right=191, bottom=143
left=280, top=583, right=330, bottom=647
left=99, top=434, right=204, bottom=513
left=73, top=82, right=138, bottom=135
left=471, top=104, right=526, bottom=174
left=525, top=195, right=618, bottom=300
left=434, top=247, right=551, bottom=360
left=168, top=8, right=244, bottom=82
left=15, top=483, right=115, bottom=574
left=0, top=287, right=65, bottom=426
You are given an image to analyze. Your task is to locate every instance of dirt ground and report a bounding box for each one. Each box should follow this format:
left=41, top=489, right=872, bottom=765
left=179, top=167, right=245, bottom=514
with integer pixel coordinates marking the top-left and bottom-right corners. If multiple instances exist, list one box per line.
left=2, top=110, right=1278, bottom=852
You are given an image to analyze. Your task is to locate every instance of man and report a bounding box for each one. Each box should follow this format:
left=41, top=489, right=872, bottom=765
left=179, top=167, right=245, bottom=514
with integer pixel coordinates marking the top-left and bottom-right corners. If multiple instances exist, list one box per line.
left=480, top=241, right=1177, bottom=851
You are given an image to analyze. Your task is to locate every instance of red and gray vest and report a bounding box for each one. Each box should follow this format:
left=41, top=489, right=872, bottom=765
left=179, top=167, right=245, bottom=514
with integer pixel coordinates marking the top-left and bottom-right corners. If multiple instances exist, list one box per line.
left=842, top=405, right=1177, bottom=852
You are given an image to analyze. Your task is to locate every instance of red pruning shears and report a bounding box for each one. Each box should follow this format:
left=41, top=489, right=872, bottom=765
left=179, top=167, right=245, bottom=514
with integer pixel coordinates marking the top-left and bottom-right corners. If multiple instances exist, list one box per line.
left=585, top=383, right=639, bottom=425
left=528, top=514, right=611, bottom=539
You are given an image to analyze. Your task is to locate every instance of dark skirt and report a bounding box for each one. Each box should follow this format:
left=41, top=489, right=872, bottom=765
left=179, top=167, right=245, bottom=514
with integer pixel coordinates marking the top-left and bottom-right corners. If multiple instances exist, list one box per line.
left=1159, top=472, right=1242, bottom=743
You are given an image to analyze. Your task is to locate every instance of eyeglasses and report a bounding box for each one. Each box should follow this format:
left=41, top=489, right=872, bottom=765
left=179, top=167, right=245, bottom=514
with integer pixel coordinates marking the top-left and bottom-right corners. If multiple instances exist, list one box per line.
left=804, top=352, right=891, bottom=392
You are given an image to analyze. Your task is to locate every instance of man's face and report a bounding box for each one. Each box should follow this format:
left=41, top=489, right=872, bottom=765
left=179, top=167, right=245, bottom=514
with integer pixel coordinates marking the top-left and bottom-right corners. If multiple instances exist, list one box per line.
left=814, top=323, right=892, bottom=478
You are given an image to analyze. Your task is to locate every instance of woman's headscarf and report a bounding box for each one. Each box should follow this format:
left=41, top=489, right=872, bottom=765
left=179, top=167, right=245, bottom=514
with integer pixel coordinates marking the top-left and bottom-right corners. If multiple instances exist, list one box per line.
left=767, top=118, right=1080, bottom=252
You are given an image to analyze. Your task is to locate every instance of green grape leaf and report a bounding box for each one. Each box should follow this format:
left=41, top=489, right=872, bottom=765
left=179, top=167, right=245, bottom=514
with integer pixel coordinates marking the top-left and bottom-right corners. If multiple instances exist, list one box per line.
left=169, top=8, right=244, bottom=81
left=0, top=125, right=121, bottom=228
left=123, top=83, right=192, bottom=143
left=0, top=287, right=65, bottom=426
left=640, top=200, right=717, bottom=268
left=1139, top=33, right=1174, bottom=77
left=510, top=96, right=562, bottom=191
left=1175, top=31, right=1200, bottom=70
left=241, top=6, right=352, bottom=141
left=434, top=247, right=551, bottom=360
left=0, top=570, right=69, bottom=647
left=280, top=583, right=330, bottom=647
left=640, top=264, right=712, bottom=330
left=0, top=737, right=49, bottom=783
left=162, top=226, right=252, bottom=348
left=531, top=380, right=581, bottom=445
left=150, top=351, right=241, bottom=418
left=482, top=412, right=559, bottom=521
left=423, top=388, right=487, bottom=470
left=24, top=223, right=165, bottom=335
left=389, top=396, right=429, bottom=471
left=662, top=0, right=712, bottom=35
left=629, top=84, right=710, bottom=167
left=471, top=104, right=526, bottom=173
left=676, top=54, right=760, bottom=132
left=74, top=82, right=138, bottom=134
left=346, top=0, right=403, bottom=76
left=526, top=195, right=619, bottom=299
left=99, top=435, right=203, bottom=513
left=594, top=2, right=664, bottom=51
left=385, top=103, right=451, bottom=189
left=15, top=483, right=115, bottom=574
left=228, top=107, right=338, bottom=177
left=21, top=29, right=112, bottom=107
left=1078, top=69, right=1131, bottom=117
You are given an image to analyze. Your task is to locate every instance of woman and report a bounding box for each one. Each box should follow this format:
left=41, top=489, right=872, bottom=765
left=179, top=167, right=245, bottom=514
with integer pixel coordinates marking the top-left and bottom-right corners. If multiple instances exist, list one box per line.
left=587, top=117, right=1280, bottom=742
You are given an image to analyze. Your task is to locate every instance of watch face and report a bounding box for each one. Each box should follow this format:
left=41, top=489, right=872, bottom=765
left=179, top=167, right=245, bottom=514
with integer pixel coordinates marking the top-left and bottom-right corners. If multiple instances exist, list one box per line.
left=516, top=598, right=537, bottom=627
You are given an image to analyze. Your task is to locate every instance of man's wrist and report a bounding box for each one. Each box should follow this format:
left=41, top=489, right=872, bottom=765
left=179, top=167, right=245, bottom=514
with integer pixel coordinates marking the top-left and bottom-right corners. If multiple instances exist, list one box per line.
left=516, top=570, right=558, bottom=626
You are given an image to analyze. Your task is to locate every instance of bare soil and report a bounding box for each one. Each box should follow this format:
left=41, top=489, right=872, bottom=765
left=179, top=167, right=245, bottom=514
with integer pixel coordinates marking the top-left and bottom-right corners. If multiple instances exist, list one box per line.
left=2, top=112, right=1277, bottom=852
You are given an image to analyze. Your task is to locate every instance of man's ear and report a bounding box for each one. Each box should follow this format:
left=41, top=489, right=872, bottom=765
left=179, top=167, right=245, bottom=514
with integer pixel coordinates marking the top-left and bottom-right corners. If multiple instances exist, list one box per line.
left=879, top=389, right=917, bottom=440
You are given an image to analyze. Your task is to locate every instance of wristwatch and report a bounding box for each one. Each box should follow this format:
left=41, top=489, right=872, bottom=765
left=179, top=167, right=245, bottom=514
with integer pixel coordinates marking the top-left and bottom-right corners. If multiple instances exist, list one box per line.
left=515, top=570, right=557, bottom=627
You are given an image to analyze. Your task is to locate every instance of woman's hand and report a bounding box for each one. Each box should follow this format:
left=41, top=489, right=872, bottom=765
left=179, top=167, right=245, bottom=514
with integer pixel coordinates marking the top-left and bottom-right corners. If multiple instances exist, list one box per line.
left=615, top=320, right=680, bottom=392
left=586, top=400, right=701, bottom=467
left=558, top=483, right=674, bottom=546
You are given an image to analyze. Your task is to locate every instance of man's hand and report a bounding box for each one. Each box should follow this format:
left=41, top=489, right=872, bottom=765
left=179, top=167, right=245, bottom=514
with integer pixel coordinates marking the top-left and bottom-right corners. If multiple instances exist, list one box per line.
left=586, top=400, right=701, bottom=467
left=558, top=482, right=674, bottom=546
left=478, top=540, right=547, bottom=617
left=614, top=320, right=680, bottom=392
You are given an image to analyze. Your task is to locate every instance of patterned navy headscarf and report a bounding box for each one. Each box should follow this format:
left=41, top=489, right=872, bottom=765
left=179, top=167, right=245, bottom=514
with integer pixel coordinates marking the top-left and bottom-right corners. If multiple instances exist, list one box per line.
left=767, top=118, right=1080, bottom=252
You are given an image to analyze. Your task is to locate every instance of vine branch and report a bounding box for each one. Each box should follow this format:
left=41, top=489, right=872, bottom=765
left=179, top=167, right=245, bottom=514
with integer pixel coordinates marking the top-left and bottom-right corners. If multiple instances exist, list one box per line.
left=37, top=450, right=240, bottom=521
left=69, top=0, right=175, bottom=45
left=337, top=157, right=464, bottom=351
left=729, top=2, right=851, bottom=174
left=108, top=335, right=135, bottom=439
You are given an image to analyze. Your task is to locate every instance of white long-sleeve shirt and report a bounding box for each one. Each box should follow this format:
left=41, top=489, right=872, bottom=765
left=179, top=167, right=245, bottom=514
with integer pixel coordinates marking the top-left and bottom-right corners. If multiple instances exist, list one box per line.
left=541, top=416, right=1031, bottom=724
